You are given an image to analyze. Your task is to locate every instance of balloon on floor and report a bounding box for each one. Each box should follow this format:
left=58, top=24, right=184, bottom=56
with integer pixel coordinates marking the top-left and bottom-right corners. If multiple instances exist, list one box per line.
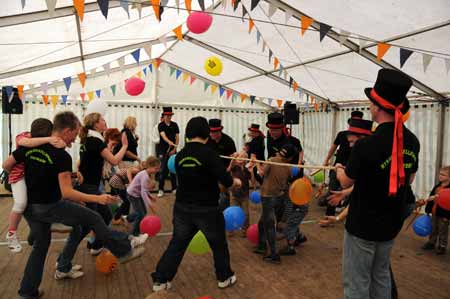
left=96, top=250, right=118, bottom=274
left=413, top=215, right=432, bottom=237
left=223, top=206, right=246, bottom=231
left=188, top=231, right=210, bottom=255
left=140, top=215, right=161, bottom=237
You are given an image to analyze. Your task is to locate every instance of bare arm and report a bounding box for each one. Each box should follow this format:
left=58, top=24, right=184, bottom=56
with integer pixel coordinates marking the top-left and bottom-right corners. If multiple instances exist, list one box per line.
left=323, top=144, right=338, bottom=165
left=125, top=150, right=140, bottom=161
left=336, top=165, right=355, bottom=189
left=160, top=132, right=175, bottom=147
left=19, top=136, right=66, bottom=149
left=175, top=133, right=180, bottom=146
left=2, top=155, right=17, bottom=172
left=101, top=133, right=128, bottom=165
left=410, top=172, right=416, bottom=184
left=298, top=150, right=304, bottom=164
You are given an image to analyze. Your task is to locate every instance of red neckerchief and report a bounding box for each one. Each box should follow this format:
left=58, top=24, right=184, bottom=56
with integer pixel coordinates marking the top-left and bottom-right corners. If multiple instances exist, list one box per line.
left=370, top=89, right=405, bottom=196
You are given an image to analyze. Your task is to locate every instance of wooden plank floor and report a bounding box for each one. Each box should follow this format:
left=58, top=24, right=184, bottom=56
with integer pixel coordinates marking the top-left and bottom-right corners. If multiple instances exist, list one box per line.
left=1, top=194, right=449, bottom=299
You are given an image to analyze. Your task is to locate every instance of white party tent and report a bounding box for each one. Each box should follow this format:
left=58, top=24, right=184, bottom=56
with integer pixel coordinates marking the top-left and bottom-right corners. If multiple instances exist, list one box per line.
left=0, top=0, right=449, bottom=198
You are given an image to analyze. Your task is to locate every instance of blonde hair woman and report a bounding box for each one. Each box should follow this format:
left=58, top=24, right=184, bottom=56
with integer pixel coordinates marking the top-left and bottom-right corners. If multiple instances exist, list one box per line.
left=116, top=116, right=140, bottom=169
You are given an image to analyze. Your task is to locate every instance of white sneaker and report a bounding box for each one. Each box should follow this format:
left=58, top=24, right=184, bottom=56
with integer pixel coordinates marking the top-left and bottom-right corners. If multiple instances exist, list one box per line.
left=172, top=189, right=177, bottom=194
left=90, top=248, right=104, bottom=256
left=157, top=190, right=164, bottom=197
left=55, top=262, right=82, bottom=271
left=218, top=274, right=237, bottom=289
left=130, top=233, right=148, bottom=248
left=6, top=231, right=22, bottom=253
left=152, top=281, right=172, bottom=292
left=54, top=269, right=84, bottom=280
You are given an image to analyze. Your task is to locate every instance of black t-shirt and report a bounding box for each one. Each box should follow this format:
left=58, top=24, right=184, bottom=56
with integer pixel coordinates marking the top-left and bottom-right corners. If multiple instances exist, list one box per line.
left=267, top=134, right=303, bottom=163
left=175, top=142, right=233, bottom=212
left=345, top=122, right=420, bottom=241
left=334, top=130, right=351, bottom=165
left=207, top=133, right=237, bottom=168
left=12, top=144, right=72, bottom=205
left=79, top=136, right=107, bottom=186
left=249, top=135, right=265, bottom=161
left=119, top=128, right=138, bottom=162
left=158, top=121, right=179, bottom=154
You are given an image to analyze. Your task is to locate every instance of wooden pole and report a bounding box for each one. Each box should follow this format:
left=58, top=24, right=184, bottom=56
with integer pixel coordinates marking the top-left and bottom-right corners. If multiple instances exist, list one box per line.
left=220, top=155, right=336, bottom=170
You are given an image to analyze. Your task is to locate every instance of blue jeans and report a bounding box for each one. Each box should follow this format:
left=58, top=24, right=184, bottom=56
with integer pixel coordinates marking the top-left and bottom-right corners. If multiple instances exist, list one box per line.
left=151, top=205, right=233, bottom=283
left=258, top=195, right=285, bottom=255
left=113, top=188, right=130, bottom=220
left=19, top=200, right=132, bottom=298
left=343, top=230, right=394, bottom=299
left=128, top=194, right=147, bottom=236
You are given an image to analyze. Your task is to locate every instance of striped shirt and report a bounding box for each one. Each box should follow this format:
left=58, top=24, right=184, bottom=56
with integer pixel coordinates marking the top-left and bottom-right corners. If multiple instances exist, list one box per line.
left=8, top=132, right=31, bottom=184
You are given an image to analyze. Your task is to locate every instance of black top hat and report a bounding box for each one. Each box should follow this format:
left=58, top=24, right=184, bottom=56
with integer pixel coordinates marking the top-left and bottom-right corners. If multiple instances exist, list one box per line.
left=266, top=112, right=284, bottom=129
left=248, top=123, right=260, bottom=132
left=162, top=107, right=174, bottom=115
left=347, top=110, right=364, bottom=124
left=186, top=116, right=210, bottom=139
left=364, top=69, right=412, bottom=115
left=208, top=118, right=223, bottom=132
left=347, top=118, right=373, bottom=136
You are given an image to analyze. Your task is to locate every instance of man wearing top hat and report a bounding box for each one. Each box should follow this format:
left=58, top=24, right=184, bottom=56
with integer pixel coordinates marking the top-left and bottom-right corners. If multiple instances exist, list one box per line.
left=157, top=107, right=179, bottom=197
left=247, top=124, right=265, bottom=184
left=336, top=69, right=420, bottom=299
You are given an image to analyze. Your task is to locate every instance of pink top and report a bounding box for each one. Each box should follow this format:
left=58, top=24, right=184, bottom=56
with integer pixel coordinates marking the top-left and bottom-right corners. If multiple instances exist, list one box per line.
left=8, top=132, right=31, bottom=184
left=127, top=170, right=154, bottom=206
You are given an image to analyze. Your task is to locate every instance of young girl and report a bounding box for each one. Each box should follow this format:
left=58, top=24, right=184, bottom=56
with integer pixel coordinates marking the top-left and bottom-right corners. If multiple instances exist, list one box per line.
left=6, top=118, right=65, bottom=253
left=422, top=166, right=450, bottom=255
left=126, top=156, right=160, bottom=236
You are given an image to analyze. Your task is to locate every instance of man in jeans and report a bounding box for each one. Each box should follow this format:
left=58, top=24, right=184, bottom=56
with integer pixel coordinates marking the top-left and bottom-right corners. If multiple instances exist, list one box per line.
left=3, top=111, right=145, bottom=299
left=336, top=69, right=420, bottom=299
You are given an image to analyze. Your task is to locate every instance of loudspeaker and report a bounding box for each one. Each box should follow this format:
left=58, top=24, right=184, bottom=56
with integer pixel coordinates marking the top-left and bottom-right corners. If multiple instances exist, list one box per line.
left=2, top=87, right=23, bottom=114
left=283, top=102, right=298, bottom=124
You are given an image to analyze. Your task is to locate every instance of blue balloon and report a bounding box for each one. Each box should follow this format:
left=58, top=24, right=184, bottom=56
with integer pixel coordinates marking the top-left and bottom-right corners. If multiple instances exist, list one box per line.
left=413, top=215, right=432, bottom=237
left=223, top=206, right=246, bottom=231
left=168, top=155, right=177, bottom=174
left=250, top=191, right=261, bottom=204
left=291, top=167, right=300, bottom=177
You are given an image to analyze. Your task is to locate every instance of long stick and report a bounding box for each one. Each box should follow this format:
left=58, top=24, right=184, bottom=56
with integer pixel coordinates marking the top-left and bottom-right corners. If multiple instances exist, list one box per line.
left=220, top=155, right=336, bottom=170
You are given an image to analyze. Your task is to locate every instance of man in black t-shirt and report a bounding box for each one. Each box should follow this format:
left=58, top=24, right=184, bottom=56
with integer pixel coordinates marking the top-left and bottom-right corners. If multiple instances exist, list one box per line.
left=2, top=111, right=144, bottom=298
left=157, top=107, right=179, bottom=197
left=336, top=69, right=420, bottom=299
left=206, top=118, right=237, bottom=169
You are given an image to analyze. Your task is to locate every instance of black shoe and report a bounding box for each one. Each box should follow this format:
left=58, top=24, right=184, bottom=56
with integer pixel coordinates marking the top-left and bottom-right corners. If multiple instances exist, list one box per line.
left=279, top=246, right=296, bottom=256
left=294, top=235, right=307, bottom=247
left=263, top=254, right=281, bottom=264
left=253, top=246, right=266, bottom=255
left=422, top=242, right=435, bottom=250
left=436, top=247, right=446, bottom=255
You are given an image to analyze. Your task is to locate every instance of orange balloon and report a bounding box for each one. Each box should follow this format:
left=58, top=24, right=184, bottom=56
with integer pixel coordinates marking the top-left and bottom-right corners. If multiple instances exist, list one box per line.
left=402, top=111, right=410, bottom=122
left=289, top=177, right=313, bottom=205
left=96, top=250, right=118, bottom=274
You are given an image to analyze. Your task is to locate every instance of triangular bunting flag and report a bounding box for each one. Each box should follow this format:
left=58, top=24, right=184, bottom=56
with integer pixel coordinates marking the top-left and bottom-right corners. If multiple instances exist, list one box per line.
left=143, top=44, right=152, bottom=58
left=198, top=0, right=205, bottom=11
left=377, top=43, right=391, bottom=61
left=185, top=0, right=192, bottom=13
left=148, top=63, right=153, bottom=73
left=63, top=77, right=72, bottom=91
left=219, top=87, right=225, bottom=97
left=283, top=70, right=288, bottom=80
left=338, top=30, right=350, bottom=46
left=269, top=49, right=273, bottom=63
left=136, top=71, right=143, bottom=79
left=4, top=86, right=13, bottom=100
left=301, top=16, right=314, bottom=36
left=319, top=23, right=331, bottom=42
left=120, top=0, right=130, bottom=18
left=211, top=85, right=218, bottom=94
left=17, top=85, right=24, bottom=100
left=232, top=92, right=237, bottom=103
left=204, top=82, right=210, bottom=91
left=189, top=75, right=196, bottom=85
left=80, top=93, right=86, bottom=102
left=173, top=25, right=183, bottom=40
left=87, top=91, right=95, bottom=102
left=21, top=0, right=26, bottom=9
left=250, top=95, right=255, bottom=105
left=240, top=93, right=247, bottom=103
left=96, top=90, right=101, bottom=98
left=293, top=81, right=298, bottom=92
left=423, top=54, right=432, bottom=72
left=268, top=2, right=277, bottom=18
left=151, top=0, right=162, bottom=21
left=276, top=99, right=283, bottom=108
left=97, top=0, right=109, bottom=19
left=131, top=49, right=141, bottom=64
left=399, top=48, right=413, bottom=68
left=182, top=72, right=189, bottom=82
left=274, top=57, right=279, bottom=70
left=285, top=9, right=293, bottom=23
left=256, top=30, right=261, bottom=44
left=176, top=69, right=182, bottom=79
left=445, top=59, right=450, bottom=74
left=42, top=95, right=49, bottom=106
left=103, top=63, right=111, bottom=76
left=61, top=95, right=68, bottom=105
left=143, top=67, right=148, bottom=76
left=40, top=82, right=48, bottom=95
left=267, top=98, right=273, bottom=105
left=251, top=0, right=260, bottom=11
left=74, top=0, right=85, bottom=21
left=233, top=0, right=240, bottom=11
left=45, top=0, right=57, bottom=16
left=314, top=103, right=319, bottom=112
left=77, top=72, right=86, bottom=88
left=159, top=35, right=168, bottom=48
left=169, top=66, right=176, bottom=76
left=51, top=95, right=58, bottom=109
left=156, top=58, right=162, bottom=69
left=289, top=77, right=293, bottom=88
left=278, top=64, right=284, bottom=77
left=134, top=3, right=142, bottom=18
left=110, top=85, right=116, bottom=96
left=242, top=6, right=248, bottom=21
left=249, top=19, right=255, bottom=33
left=262, top=40, right=267, bottom=52
left=226, top=89, right=233, bottom=100
left=118, top=57, right=125, bottom=72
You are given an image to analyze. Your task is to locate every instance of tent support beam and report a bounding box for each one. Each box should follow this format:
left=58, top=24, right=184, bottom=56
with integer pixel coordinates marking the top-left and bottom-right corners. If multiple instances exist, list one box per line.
left=74, top=13, right=86, bottom=74
left=0, top=37, right=177, bottom=80
left=185, top=36, right=334, bottom=106
left=269, top=0, right=448, bottom=102
left=434, top=102, right=447, bottom=182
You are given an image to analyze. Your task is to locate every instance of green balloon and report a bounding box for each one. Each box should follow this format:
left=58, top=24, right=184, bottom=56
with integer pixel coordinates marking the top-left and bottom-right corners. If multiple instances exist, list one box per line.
left=313, top=171, right=325, bottom=183
left=187, top=231, right=210, bottom=255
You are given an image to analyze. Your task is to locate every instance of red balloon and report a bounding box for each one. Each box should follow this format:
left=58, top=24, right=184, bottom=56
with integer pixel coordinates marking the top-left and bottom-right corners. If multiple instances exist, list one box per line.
left=246, top=224, right=259, bottom=245
left=140, top=215, right=161, bottom=236
left=187, top=12, right=213, bottom=34
left=125, top=77, right=145, bottom=96
left=437, top=188, right=450, bottom=211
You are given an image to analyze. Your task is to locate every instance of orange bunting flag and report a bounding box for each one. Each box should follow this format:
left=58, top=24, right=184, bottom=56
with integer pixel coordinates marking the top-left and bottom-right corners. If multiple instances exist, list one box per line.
left=182, top=73, right=189, bottom=82
left=73, top=0, right=85, bottom=21
left=301, top=16, right=314, bottom=36
left=249, top=19, right=255, bottom=33
left=240, top=93, right=247, bottom=102
left=77, top=72, right=86, bottom=88
left=314, top=103, right=319, bottom=112
left=17, top=85, right=24, bottom=100
left=310, top=95, right=315, bottom=103
left=293, top=81, right=298, bottom=92
left=80, top=93, right=86, bottom=102
left=226, top=89, right=233, bottom=100
left=276, top=99, right=283, bottom=108
left=151, top=0, right=161, bottom=21
left=185, top=0, right=192, bottom=13
left=274, top=57, right=279, bottom=70
left=87, top=91, right=94, bottom=102
left=137, top=71, right=143, bottom=79
left=377, top=43, right=391, bottom=62
left=42, top=95, right=49, bottom=106
left=51, top=95, right=59, bottom=109
left=173, top=25, right=183, bottom=40
left=156, top=58, right=162, bottom=69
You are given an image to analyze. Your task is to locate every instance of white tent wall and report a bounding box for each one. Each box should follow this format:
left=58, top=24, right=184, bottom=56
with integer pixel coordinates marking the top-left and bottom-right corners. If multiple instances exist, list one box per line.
left=444, top=106, right=450, bottom=167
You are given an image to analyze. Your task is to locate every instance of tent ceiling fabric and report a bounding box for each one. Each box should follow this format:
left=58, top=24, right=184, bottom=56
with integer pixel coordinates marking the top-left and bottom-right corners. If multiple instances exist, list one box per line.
left=0, top=0, right=448, bottom=105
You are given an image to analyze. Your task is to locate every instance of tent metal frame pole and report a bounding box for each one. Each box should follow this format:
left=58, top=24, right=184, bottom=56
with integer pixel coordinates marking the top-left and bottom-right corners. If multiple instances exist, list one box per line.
left=185, top=36, right=334, bottom=106
left=0, top=37, right=177, bottom=80
left=74, top=13, right=86, bottom=74
left=269, top=0, right=448, bottom=103
left=434, top=102, right=447, bottom=182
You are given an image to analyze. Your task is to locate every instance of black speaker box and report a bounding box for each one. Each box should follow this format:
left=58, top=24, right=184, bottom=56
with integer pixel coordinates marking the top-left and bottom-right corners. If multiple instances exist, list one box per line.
left=2, top=87, right=23, bottom=114
left=284, top=102, right=299, bottom=124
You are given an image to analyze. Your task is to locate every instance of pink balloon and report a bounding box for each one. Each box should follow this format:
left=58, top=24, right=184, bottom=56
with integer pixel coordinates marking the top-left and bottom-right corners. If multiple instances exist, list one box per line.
left=125, top=77, right=145, bottom=96
left=246, top=224, right=259, bottom=245
left=187, top=12, right=213, bottom=34
left=140, top=215, right=161, bottom=236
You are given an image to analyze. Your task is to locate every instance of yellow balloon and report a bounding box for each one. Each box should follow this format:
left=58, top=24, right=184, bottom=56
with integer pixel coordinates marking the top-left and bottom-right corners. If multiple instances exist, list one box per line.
left=204, top=56, right=223, bottom=76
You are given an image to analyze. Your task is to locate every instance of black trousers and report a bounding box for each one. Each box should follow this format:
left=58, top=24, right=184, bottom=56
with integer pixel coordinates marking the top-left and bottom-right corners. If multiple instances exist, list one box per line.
left=158, top=153, right=177, bottom=191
